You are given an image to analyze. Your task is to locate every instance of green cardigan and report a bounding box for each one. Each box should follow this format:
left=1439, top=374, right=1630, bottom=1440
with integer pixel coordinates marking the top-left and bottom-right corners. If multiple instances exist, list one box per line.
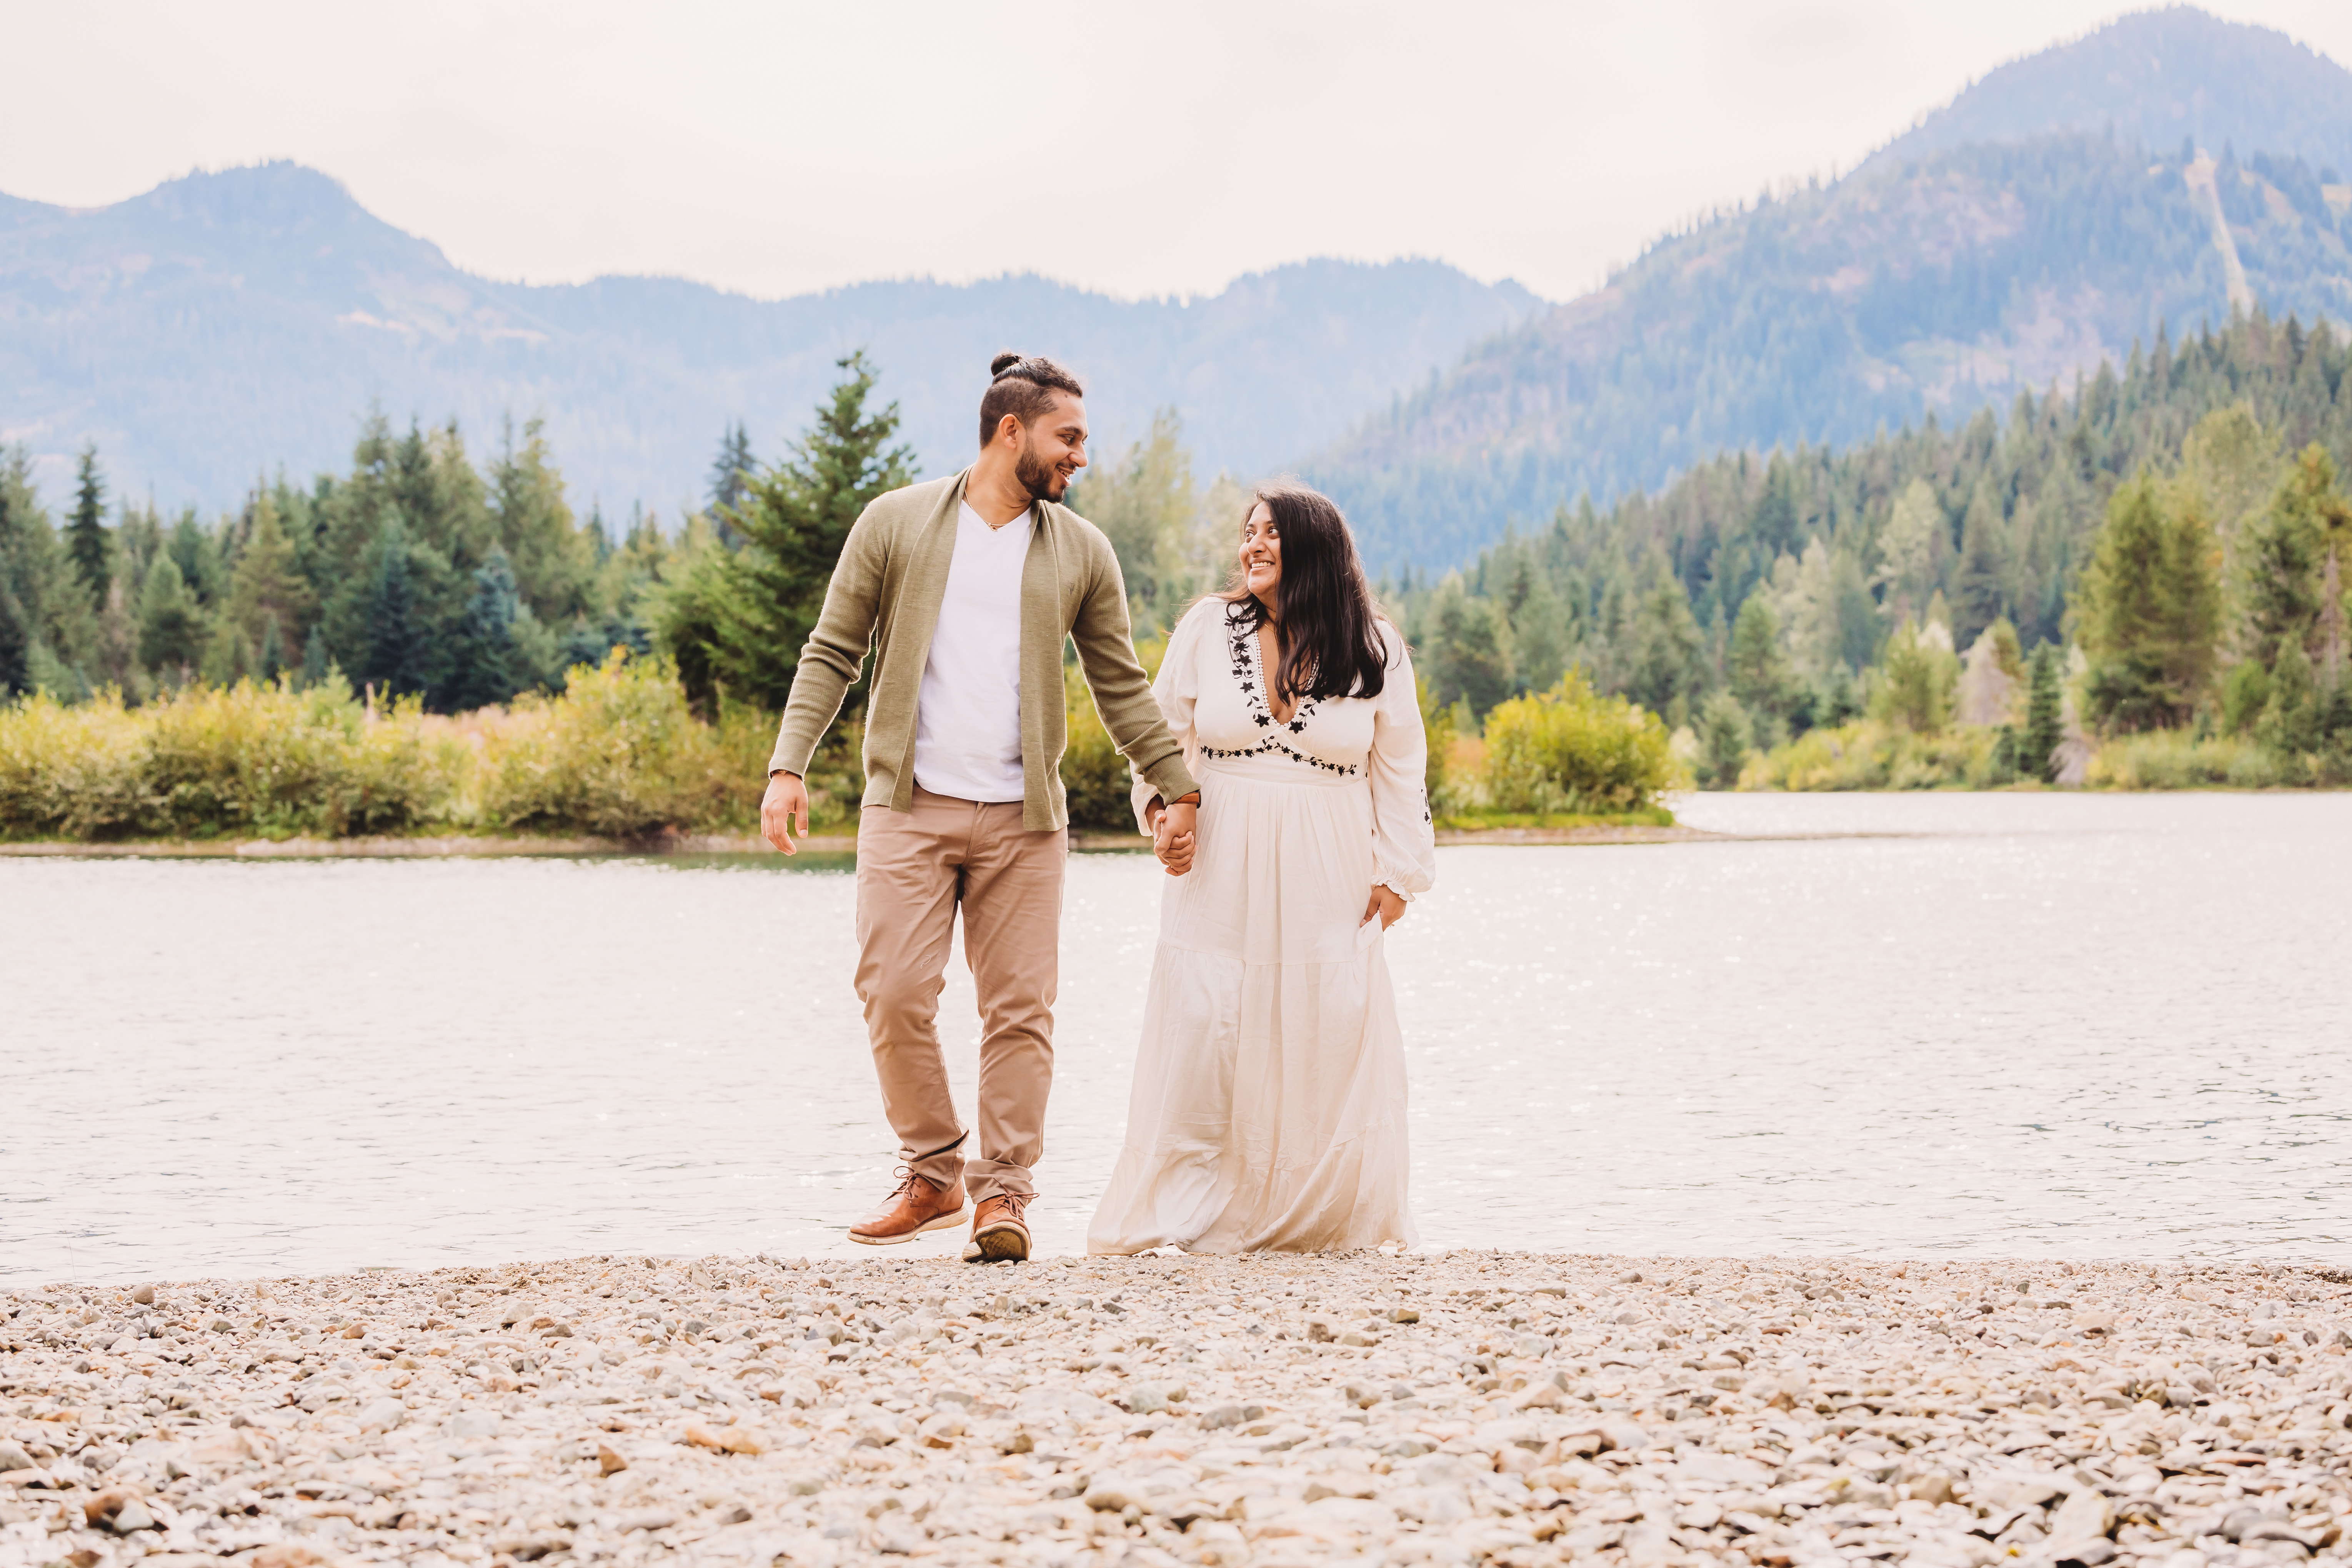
left=767, top=470, right=1197, bottom=831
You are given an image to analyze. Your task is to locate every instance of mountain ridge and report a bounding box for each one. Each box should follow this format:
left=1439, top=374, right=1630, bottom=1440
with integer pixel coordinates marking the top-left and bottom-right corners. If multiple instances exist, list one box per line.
left=0, top=162, right=1542, bottom=516
left=1311, top=6, right=2352, bottom=571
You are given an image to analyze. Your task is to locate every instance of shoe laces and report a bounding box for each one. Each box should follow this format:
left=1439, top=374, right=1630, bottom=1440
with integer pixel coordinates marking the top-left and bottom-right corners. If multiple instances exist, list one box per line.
left=988, top=1190, right=1031, bottom=1222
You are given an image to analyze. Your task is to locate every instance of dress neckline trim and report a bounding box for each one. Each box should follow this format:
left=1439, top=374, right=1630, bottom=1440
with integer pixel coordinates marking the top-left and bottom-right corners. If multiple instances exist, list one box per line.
left=1204, top=608, right=1361, bottom=778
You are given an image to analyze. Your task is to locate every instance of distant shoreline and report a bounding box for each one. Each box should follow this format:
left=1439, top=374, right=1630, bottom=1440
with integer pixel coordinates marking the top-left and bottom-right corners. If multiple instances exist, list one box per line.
left=0, top=822, right=1726, bottom=860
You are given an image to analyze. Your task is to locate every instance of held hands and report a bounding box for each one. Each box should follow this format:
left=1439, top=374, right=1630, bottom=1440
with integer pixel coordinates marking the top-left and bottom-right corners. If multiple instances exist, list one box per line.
left=1362, top=884, right=1406, bottom=931
left=761, top=771, right=809, bottom=854
left=1150, top=799, right=1198, bottom=876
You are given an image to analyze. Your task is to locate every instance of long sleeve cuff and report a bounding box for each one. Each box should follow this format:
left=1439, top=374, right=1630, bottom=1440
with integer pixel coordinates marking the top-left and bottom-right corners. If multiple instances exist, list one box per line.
left=767, top=715, right=819, bottom=779
left=1139, top=755, right=1197, bottom=813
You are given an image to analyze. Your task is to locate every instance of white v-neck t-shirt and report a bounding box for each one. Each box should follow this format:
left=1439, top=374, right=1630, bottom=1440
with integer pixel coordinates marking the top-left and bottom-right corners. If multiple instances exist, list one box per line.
left=912, top=501, right=1032, bottom=803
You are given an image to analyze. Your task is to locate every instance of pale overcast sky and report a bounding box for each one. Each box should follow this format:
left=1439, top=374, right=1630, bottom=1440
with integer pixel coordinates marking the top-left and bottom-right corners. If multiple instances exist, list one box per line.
left=5, top=1, right=2350, bottom=304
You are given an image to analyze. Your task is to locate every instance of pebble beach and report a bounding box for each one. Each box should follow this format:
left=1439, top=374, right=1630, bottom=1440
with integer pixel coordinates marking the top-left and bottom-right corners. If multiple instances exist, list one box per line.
left=3, top=1253, right=2348, bottom=1568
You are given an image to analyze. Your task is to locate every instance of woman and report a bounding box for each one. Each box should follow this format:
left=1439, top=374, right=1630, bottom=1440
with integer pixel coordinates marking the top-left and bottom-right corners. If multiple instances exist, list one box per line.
left=1088, top=483, right=1436, bottom=1255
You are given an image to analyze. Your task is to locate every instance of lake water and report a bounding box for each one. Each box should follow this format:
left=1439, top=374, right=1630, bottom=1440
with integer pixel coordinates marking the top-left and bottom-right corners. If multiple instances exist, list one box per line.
left=3, top=792, right=2345, bottom=1284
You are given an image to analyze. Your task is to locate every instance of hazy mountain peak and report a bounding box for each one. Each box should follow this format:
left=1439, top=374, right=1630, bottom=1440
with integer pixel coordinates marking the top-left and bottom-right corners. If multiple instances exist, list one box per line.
left=0, top=164, right=1538, bottom=513
left=1874, top=6, right=2352, bottom=175
left=128, top=160, right=368, bottom=228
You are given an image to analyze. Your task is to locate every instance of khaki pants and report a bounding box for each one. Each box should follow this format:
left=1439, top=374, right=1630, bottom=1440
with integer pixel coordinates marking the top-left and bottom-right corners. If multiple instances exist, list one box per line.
left=855, top=786, right=1067, bottom=1203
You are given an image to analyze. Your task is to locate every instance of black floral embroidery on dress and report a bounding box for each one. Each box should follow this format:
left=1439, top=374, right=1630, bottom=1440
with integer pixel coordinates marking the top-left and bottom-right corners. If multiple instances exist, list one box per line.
left=1201, top=612, right=1363, bottom=777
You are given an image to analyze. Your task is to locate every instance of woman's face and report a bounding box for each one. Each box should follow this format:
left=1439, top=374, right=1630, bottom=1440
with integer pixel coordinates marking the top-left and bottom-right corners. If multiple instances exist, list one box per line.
left=1239, top=502, right=1281, bottom=604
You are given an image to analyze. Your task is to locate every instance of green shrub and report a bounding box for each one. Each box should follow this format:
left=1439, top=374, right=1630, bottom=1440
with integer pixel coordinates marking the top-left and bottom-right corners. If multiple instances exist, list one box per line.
left=0, top=692, right=151, bottom=838
left=1058, top=662, right=1134, bottom=833
left=2089, top=731, right=2284, bottom=788
left=1741, top=720, right=1997, bottom=790
left=1481, top=673, right=1680, bottom=813
left=0, top=653, right=791, bottom=841
left=0, top=678, right=468, bottom=838
left=1058, top=637, right=1167, bottom=834
left=478, top=651, right=772, bottom=838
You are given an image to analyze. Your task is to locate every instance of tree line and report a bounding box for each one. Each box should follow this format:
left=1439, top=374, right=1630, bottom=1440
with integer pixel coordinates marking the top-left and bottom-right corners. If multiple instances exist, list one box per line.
left=7, top=313, right=2348, bottom=803
left=1388, top=309, right=2352, bottom=785
left=0, top=356, right=919, bottom=741
left=0, top=416, right=668, bottom=710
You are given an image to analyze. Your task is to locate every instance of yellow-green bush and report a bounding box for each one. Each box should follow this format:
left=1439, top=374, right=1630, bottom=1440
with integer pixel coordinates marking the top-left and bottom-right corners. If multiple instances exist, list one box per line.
left=1740, top=720, right=1999, bottom=790
left=0, top=653, right=797, bottom=841
left=477, top=653, right=773, bottom=837
left=1479, top=673, right=1681, bottom=814
left=2088, top=731, right=2286, bottom=788
left=0, top=678, right=469, bottom=839
left=1059, top=637, right=1167, bottom=833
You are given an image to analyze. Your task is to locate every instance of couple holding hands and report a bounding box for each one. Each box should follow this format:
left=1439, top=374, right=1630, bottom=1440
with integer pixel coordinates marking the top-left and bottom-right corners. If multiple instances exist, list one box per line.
left=759, top=352, right=1436, bottom=1262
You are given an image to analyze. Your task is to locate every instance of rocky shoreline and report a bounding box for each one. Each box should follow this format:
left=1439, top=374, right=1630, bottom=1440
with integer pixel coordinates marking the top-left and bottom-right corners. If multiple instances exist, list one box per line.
left=3, top=1254, right=2347, bottom=1568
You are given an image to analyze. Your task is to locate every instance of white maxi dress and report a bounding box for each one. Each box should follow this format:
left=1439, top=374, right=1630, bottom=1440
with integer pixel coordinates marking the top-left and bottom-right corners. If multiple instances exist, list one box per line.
left=1088, top=598, right=1438, bottom=1255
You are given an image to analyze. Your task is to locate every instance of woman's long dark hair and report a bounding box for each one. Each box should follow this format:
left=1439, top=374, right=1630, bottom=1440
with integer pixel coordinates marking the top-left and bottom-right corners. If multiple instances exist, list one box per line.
left=1220, top=482, right=1389, bottom=703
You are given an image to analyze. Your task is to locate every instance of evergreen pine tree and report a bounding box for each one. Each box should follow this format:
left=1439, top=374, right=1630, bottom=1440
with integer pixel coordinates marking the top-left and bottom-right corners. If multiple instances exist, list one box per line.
left=135, top=553, right=206, bottom=673
left=358, top=522, right=431, bottom=697
left=1424, top=581, right=1515, bottom=717
left=167, top=512, right=223, bottom=606
left=301, top=625, right=330, bottom=689
left=2237, top=445, right=2345, bottom=668
left=2077, top=473, right=2221, bottom=730
left=225, top=492, right=314, bottom=650
left=705, top=353, right=916, bottom=712
left=1697, top=690, right=1752, bottom=788
left=1875, top=620, right=1957, bottom=732
left=0, top=582, right=28, bottom=696
left=258, top=612, right=286, bottom=684
left=708, top=421, right=756, bottom=517
left=2259, top=638, right=2321, bottom=755
left=1951, top=478, right=2009, bottom=645
left=1622, top=557, right=1708, bottom=722
left=491, top=417, right=593, bottom=623
left=1726, top=593, right=1792, bottom=719
left=446, top=546, right=527, bottom=711
left=66, top=444, right=109, bottom=606
left=1817, top=663, right=1863, bottom=727
left=2024, top=643, right=2065, bottom=783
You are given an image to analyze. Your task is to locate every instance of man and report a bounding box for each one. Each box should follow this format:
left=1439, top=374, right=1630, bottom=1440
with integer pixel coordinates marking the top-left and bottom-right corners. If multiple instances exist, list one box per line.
left=760, top=352, right=1199, bottom=1263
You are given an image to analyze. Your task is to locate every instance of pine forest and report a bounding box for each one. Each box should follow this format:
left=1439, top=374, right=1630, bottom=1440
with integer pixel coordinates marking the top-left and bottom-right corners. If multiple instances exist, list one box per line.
left=3, top=315, right=2351, bottom=845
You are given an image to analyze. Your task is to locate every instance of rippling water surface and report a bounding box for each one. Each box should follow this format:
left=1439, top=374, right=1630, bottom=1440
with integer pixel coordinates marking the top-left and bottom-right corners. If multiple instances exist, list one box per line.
left=3, top=791, right=2345, bottom=1283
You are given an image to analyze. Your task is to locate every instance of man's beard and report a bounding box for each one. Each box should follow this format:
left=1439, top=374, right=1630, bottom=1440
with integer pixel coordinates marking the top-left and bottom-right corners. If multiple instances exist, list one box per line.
left=1016, top=444, right=1066, bottom=503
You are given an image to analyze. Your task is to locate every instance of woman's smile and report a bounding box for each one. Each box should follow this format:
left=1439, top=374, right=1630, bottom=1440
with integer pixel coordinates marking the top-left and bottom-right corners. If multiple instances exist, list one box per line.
left=1239, top=502, right=1283, bottom=603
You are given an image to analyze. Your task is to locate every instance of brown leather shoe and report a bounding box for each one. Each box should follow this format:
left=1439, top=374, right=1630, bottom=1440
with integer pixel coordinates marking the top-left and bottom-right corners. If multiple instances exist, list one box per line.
left=848, top=1168, right=966, bottom=1246
left=961, top=1191, right=1032, bottom=1263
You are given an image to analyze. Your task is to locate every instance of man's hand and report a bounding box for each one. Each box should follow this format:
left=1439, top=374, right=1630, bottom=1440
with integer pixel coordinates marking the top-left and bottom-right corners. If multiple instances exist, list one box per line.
left=1362, top=884, right=1406, bottom=930
left=761, top=771, right=809, bottom=854
left=1152, top=799, right=1198, bottom=877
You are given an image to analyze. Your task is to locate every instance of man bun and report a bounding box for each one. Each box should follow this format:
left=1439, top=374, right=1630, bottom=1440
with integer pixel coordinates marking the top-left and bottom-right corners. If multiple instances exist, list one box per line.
left=978, top=353, right=1086, bottom=449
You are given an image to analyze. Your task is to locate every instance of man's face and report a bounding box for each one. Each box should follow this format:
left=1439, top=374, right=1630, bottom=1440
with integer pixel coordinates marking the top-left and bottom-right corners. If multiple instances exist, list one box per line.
left=1013, top=393, right=1089, bottom=503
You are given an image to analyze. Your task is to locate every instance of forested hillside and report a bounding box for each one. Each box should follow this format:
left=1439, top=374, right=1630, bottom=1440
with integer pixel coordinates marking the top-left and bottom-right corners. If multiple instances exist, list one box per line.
left=1314, top=10, right=2352, bottom=571
left=1393, top=310, right=2352, bottom=787
left=0, top=163, right=1539, bottom=515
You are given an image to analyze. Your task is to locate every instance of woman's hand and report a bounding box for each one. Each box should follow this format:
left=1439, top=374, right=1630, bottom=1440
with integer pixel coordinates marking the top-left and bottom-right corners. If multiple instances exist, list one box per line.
left=1153, top=800, right=1198, bottom=876
left=1363, top=884, right=1406, bottom=930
